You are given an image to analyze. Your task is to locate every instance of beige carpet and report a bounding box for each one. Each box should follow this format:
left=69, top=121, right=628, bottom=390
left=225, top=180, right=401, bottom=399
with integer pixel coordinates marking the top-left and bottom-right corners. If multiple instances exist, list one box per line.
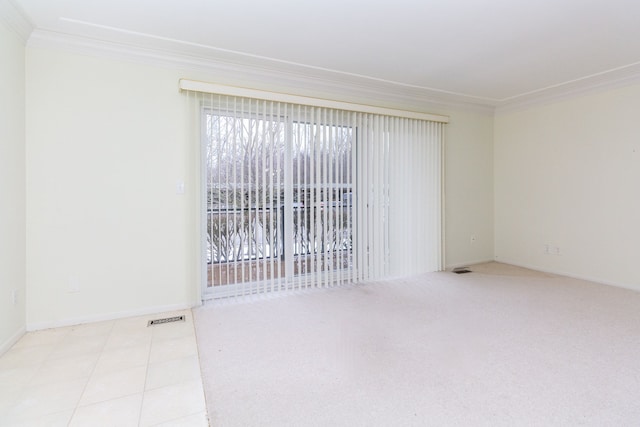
left=193, top=262, right=640, bottom=426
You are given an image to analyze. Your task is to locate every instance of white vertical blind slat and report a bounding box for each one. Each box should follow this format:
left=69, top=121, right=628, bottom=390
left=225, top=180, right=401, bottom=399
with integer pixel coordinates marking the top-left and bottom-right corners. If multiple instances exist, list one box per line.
left=355, top=114, right=364, bottom=282
left=237, top=98, right=245, bottom=289
left=260, top=101, right=267, bottom=290
left=195, top=90, right=444, bottom=300
left=281, top=102, right=289, bottom=291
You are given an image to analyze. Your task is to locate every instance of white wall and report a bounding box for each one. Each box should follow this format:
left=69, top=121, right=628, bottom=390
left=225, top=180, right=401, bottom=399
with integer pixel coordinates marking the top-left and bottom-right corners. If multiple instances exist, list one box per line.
left=444, top=110, right=494, bottom=267
left=495, top=85, right=640, bottom=289
left=24, top=47, right=495, bottom=327
left=0, top=22, right=27, bottom=350
left=26, top=48, right=198, bottom=328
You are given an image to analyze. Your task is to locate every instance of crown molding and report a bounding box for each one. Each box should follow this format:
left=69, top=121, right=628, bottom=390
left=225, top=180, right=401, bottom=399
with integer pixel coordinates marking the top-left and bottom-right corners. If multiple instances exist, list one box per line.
left=0, top=0, right=33, bottom=42
left=495, top=62, right=640, bottom=114
left=26, top=26, right=640, bottom=116
left=27, top=29, right=496, bottom=116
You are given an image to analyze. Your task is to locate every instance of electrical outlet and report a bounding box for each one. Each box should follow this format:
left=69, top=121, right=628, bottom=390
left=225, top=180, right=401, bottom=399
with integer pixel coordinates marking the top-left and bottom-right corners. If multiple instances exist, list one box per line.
left=544, top=244, right=561, bottom=255
left=470, top=235, right=477, bottom=245
left=69, top=277, right=80, bottom=293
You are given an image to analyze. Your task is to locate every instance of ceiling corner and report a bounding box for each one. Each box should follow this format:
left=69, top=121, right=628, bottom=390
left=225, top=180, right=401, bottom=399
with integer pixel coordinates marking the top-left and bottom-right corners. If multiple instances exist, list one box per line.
left=0, top=0, right=33, bottom=42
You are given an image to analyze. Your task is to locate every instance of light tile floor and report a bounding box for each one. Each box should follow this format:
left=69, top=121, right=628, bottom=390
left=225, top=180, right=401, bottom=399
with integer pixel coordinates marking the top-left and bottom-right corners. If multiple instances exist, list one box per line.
left=0, top=309, right=209, bottom=426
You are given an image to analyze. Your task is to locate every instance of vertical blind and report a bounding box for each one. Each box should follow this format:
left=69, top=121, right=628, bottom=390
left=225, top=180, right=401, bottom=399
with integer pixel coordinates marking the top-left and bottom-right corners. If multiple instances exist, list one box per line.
left=182, top=83, right=445, bottom=300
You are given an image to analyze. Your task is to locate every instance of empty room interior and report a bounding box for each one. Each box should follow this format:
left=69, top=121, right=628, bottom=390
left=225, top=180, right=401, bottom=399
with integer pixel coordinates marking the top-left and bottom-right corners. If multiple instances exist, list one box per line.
left=1, top=0, right=640, bottom=425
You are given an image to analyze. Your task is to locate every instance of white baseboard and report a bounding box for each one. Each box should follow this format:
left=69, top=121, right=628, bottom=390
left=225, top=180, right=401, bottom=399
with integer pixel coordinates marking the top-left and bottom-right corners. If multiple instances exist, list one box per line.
left=0, top=325, right=26, bottom=356
left=494, top=257, right=640, bottom=293
left=26, top=303, right=196, bottom=331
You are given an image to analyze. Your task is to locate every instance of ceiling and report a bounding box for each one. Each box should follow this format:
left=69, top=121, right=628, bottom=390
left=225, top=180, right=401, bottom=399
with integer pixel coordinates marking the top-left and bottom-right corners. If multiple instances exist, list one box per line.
left=10, top=0, right=640, bottom=109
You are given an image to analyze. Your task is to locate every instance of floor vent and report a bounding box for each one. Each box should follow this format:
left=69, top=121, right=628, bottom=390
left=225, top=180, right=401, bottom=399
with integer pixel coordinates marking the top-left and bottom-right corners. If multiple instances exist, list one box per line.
left=147, top=315, right=185, bottom=326
left=452, top=267, right=471, bottom=274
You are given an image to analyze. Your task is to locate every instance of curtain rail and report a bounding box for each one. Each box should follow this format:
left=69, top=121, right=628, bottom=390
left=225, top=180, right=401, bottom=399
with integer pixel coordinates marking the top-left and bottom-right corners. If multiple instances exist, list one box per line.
left=179, top=79, right=449, bottom=124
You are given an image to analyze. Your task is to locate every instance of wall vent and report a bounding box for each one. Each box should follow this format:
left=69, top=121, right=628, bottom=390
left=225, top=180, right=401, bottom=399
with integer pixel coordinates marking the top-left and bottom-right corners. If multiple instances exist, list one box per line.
left=147, top=315, right=185, bottom=326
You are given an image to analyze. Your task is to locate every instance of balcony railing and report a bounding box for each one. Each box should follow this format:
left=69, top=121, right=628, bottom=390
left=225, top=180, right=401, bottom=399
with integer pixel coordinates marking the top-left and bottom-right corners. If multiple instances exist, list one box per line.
left=207, top=204, right=352, bottom=265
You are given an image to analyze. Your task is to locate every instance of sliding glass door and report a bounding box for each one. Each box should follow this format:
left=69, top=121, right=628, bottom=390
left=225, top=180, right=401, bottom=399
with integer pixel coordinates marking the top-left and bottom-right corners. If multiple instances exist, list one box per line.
left=191, top=91, right=445, bottom=301
left=203, top=102, right=354, bottom=298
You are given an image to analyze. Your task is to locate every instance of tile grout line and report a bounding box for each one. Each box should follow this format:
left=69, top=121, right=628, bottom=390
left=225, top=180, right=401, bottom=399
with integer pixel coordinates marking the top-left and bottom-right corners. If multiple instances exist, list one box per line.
left=67, top=320, right=117, bottom=425
left=141, top=309, right=209, bottom=426
left=139, top=313, right=160, bottom=427
left=0, top=327, right=72, bottom=422
left=140, top=309, right=199, bottom=425
left=149, top=409, right=208, bottom=426
left=191, top=308, right=211, bottom=426
left=2, top=311, right=203, bottom=426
